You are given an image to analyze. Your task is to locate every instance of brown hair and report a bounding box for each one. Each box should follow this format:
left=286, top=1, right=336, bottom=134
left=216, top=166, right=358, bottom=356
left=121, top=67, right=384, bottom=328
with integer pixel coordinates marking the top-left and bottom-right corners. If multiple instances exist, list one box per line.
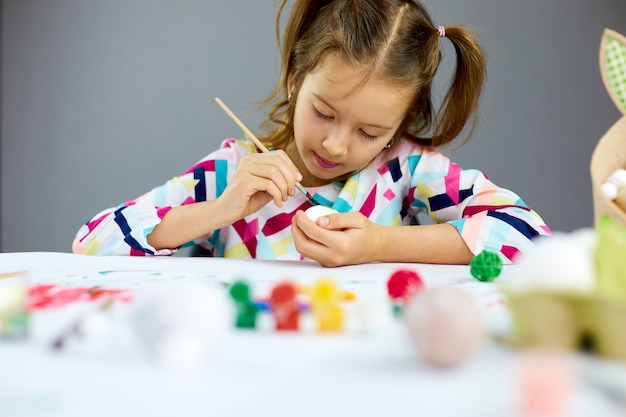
left=258, top=0, right=486, bottom=150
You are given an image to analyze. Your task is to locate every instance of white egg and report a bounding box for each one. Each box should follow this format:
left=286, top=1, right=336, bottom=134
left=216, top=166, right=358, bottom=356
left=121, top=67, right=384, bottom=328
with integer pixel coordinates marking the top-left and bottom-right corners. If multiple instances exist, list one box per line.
left=608, top=168, right=626, bottom=188
left=602, top=182, right=618, bottom=200
left=404, top=287, right=485, bottom=367
left=129, top=282, right=232, bottom=372
left=305, top=205, right=338, bottom=221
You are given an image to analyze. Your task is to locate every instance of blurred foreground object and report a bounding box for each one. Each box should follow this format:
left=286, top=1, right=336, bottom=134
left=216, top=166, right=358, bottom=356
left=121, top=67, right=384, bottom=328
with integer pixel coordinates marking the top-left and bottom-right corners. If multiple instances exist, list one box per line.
left=504, top=29, right=626, bottom=363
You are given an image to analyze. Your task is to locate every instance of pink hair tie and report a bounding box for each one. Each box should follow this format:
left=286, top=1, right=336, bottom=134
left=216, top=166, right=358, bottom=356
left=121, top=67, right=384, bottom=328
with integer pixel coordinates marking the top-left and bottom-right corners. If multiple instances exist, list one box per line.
left=437, top=26, right=446, bottom=38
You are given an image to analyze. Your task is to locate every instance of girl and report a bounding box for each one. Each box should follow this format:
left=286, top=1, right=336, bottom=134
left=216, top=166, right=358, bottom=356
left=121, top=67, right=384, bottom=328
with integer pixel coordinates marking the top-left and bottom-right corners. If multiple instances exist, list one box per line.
left=73, top=0, right=550, bottom=266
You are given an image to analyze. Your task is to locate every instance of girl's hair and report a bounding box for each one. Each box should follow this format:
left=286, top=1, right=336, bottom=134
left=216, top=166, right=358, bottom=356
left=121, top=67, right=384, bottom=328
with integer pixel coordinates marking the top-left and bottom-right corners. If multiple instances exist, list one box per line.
left=258, top=0, right=487, bottom=150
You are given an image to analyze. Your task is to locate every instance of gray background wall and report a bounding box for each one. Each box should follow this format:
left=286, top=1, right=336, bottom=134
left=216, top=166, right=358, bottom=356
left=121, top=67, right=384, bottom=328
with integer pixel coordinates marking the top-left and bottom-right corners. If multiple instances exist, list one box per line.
left=2, top=0, right=626, bottom=253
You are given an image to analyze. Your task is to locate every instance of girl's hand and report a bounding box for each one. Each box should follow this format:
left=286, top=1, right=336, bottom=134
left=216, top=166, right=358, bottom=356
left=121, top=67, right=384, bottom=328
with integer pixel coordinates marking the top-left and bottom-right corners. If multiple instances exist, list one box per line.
left=291, top=210, right=382, bottom=267
left=217, top=151, right=302, bottom=221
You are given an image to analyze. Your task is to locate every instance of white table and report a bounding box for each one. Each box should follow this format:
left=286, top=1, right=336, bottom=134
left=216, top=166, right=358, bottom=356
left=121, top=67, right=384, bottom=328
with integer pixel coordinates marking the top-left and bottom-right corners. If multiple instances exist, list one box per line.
left=1, top=252, right=625, bottom=417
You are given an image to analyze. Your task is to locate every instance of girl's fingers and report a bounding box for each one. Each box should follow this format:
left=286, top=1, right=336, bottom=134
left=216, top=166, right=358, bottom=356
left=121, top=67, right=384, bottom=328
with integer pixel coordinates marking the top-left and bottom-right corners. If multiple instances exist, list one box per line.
left=249, top=162, right=292, bottom=200
left=291, top=213, right=327, bottom=256
left=293, top=211, right=331, bottom=243
left=314, top=212, right=361, bottom=229
left=270, top=149, right=303, bottom=182
left=244, top=153, right=301, bottom=201
left=243, top=175, right=286, bottom=207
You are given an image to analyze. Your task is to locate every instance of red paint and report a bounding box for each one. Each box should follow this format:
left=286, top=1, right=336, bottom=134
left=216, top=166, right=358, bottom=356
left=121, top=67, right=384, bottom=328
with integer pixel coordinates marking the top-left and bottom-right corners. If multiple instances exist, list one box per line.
left=28, top=284, right=132, bottom=311
left=270, top=281, right=300, bottom=331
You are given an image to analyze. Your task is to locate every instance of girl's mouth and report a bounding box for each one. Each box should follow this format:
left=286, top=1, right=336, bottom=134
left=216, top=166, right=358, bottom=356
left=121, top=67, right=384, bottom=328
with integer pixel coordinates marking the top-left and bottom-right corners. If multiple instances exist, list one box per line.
left=313, top=152, right=340, bottom=169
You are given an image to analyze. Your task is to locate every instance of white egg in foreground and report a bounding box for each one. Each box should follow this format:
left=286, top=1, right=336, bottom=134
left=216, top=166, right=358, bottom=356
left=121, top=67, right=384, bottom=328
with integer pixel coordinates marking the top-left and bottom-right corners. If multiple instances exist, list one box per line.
left=404, top=287, right=485, bottom=367
left=305, top=205, right=338, bottom=221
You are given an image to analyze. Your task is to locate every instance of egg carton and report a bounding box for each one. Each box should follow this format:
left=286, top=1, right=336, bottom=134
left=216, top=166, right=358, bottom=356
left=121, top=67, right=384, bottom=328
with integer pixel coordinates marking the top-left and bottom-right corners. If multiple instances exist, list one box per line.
left=506, top=291, right=626, bottom=361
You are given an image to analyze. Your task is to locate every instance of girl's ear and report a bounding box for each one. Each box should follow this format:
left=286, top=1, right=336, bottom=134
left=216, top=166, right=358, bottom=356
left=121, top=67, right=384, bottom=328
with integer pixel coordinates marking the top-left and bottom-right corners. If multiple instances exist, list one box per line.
left=600, top=28, right=626, bottom=116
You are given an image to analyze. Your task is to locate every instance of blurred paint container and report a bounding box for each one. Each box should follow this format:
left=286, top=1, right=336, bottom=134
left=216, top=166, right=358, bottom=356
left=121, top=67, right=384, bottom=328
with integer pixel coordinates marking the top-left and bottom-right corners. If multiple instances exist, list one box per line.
left=518, top=351, right=575, bottom=417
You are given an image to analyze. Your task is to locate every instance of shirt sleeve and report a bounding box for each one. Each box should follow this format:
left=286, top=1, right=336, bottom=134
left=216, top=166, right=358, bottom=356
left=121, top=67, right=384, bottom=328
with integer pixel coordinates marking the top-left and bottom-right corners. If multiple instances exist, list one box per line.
left=72, top=139, right=245, bottom=256
left=409, top=149, right=551, bottom=263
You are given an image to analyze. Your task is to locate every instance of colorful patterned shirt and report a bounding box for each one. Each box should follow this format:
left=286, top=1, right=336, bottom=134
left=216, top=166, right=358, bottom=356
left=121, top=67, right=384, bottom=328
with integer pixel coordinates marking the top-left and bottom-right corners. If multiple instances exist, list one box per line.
left=73, top=138, right=551, bottom=262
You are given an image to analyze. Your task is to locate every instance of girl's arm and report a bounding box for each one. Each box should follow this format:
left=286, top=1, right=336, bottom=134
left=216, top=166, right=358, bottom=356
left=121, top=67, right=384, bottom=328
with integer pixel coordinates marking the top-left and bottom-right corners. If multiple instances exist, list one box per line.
left=292, top=200, right=544, bottom=267
left=292, top=212, right=473, bottom=267
left=375, top=223, right=473, bottom=264
left=409, top=150, right=551, bottom=263
left=148, top=143, right=301, bottom=250
left=292, top=146, right=550, bottom=267
left=145, top=199, right=237, bottom=251
left=73, top=139, right=301, bottom=256
left=72, top=174, right=223, bottom=256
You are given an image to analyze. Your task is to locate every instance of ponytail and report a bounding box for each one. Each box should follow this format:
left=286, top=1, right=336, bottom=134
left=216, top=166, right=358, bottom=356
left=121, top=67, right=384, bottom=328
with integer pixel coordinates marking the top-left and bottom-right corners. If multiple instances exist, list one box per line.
left=431, top=26, right=487, bottom=147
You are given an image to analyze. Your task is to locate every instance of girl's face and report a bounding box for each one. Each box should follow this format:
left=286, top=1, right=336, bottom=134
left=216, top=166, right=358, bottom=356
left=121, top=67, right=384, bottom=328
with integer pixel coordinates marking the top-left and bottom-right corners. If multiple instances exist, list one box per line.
left=290, top=51, right=413, bottom=187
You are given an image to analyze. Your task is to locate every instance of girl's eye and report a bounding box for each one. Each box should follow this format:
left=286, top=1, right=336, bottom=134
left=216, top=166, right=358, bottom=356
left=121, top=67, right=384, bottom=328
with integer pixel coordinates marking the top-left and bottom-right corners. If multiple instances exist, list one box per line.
left=313, top=106, right=378, bottom=141
left=359, top=129, right=378, bottom=141
left=313, top=107, right=333, bottom=120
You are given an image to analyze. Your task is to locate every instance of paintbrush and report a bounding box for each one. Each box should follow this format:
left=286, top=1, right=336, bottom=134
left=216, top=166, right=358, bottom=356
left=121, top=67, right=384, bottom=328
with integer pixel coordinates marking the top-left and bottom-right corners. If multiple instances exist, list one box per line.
left=214, top=97, right=320, bottom=206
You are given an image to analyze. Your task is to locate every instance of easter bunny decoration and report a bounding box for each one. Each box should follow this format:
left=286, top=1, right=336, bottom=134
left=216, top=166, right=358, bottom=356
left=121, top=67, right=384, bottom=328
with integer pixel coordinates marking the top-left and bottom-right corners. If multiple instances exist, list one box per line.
left=591, top=29, right=626, bottom=225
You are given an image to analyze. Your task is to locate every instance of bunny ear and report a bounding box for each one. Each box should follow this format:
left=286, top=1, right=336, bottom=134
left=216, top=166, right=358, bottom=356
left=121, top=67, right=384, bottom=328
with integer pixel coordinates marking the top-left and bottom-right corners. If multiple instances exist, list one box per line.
left=600, top=28, right=626, bottom=115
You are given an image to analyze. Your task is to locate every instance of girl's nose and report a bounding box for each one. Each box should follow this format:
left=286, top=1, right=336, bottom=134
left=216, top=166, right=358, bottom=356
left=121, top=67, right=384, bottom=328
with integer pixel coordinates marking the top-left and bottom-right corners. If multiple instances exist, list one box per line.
left=322, top=129, right=349, bottom=156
